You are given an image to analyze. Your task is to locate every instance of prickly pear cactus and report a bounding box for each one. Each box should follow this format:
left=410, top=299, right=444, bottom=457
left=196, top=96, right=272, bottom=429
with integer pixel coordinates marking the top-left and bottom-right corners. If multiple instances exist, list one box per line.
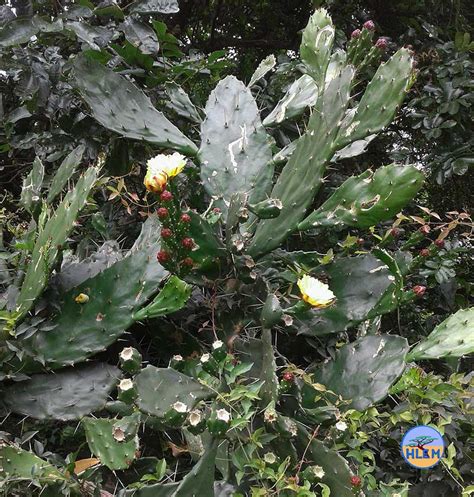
left=313, top=335, right=409, bottom=410
left=134, top=366, right=215, bottom=418
left=407, top=307, right=474, bottom=360
left=0, top=363, right=120, bottom=420
left=298, top=164, right=424, bottom=230
left=71, top=56, right=197, bottom=155
left=17, top=215, right=166, bottom=370
left=199, top=75, right=274, bottom=214
left=14, top=167, right=100, bottom=323
left=83, top=414, right=140, bottom=470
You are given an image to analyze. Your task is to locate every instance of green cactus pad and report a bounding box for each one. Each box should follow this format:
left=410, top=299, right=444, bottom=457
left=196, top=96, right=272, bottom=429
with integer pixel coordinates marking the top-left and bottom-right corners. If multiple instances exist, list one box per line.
left=71, top=55, right=197, bottom=155
left=133, top=276, right=192, bottom=320
left=1, top=363, right=120, bottom=420
left=18, top=215, right=166, bottom=370
left=407, top=307, right=474, bottom=360
left=164, top=82, right=202, bottom=124
left=313, top=335, right=409, bottom=410
left=119, top=440, right=218, bottom=497
left=135, top=366, right=215, bottom=418
left=20, top=156, right=44, bottom=214
left=336, top=48, right=413, bottom=148
left=46, top=144, right=85, bottom=203
left=259, top=328, right=279, bottom=405
left=249, top=66, right=354, bottom=257
left=298, top=164, right=424, bottom=230
left=248, top=54, right=276, bottom=87
left=300, top=8, right=335, bottom=89
left=262, top=75, right=318, bottom=127
left=292, top=253, right=398, bottom=335
left=261, top=294, right=283, bottom=328
left=199, top=75, right=274, bottom=214
left=0, top=443, right=64, bottom=481
left=187, top=210, right=226, bottom=270
left=83, top=414, right=140, bottom=470
left=15, top=167, right=99, bottom=321
left=296, top=426, right=353, bottom=497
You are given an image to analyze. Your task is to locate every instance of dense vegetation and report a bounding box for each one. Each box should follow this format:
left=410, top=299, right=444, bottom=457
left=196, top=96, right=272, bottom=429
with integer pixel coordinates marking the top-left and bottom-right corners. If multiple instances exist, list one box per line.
left=0, top=1, right=472, bottom=496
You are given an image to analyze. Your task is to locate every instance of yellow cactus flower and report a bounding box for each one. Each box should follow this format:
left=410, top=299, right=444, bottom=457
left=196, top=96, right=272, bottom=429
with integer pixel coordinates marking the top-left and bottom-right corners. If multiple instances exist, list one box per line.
left=144, top=152, right=186, bottom=193
left=74, top=293, right=89, bottom=304
left=297, top=275, right=335, bottom=308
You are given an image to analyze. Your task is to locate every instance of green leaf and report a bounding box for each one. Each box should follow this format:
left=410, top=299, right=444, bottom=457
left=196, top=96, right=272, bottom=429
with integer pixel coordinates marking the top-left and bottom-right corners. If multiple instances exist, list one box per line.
left=46, top=145, right=85, bottom=203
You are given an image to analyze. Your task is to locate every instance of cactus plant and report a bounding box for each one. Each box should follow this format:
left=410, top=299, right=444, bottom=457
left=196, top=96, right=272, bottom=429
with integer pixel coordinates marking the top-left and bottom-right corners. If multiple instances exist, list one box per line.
left=407, top=307, right=474, bottom=360
left=164, top=83, right=202, bottom=124
left=199, top=75, right=274, bottom=214
left=296, top=426, right=353, bottom=497
left=118, top=440, right=218, bottom=497
left=13, top=166, right=99, bottom=324
left=291, top=253, right=399, bottom=335
left=248, top=54, right=276, bottom=87
left=16, top=215, right=166, bottom=370
left=313, top=335, right=409, bottom=410
left=71, top=55, right=197, bottom=155
left=0, top=363, right=120, bottom=420
left=20, top=156, right=44, bottom=214
left=300, top=8, right=335, bottom=89
left=298, top=164, right=424, bottom=230
left=262, top=74, right=319, bottom=127
left=133, top=276, right=192, bottom=320
left=83, top=414, right=140, bottom=470
left=46, top=145, right=86, bottom=203
left=135, top=366, right=215, bottom=418
left=0, top=443, right=65, bottom=481
left=248, top=65, right=354, bottom=257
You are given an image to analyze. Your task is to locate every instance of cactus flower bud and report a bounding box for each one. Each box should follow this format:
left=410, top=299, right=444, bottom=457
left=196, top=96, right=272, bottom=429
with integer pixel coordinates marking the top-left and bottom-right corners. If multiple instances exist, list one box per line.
left=160, top=190, right=173, bottom=202
left=351, top=29, right=361, bottom=38
left=363, top=20, right=375, bottom=30
left=74, top=293, right=89, bottom=304
left=282, top=372, right=294, bottom=383
left=157, top=250, right=170, bottom=263
left=157, top=207, right=169, bottom=219
left=350, top=475, right=362, bottom=487
left=335, top=420, right=348, bottom=431
left=180, top=213, right=191, bottom=223
left=212, top=207, right=221, bottom=213
left=413, top=285, right=426, bottom=297
left=434, top=239, right=445, bottom=248
left=375, top=37, right=388, bottom=50
left=419, top=248, right=430, bottom=257
left=161, top=228, right=172, bottom=239
left=170, top=354, right=184, bottom=370
left=182, top=257, right=194, bottom=267
left=200, top=352, right=218, bottom=375
left=181, top=237, right=194, bottom=249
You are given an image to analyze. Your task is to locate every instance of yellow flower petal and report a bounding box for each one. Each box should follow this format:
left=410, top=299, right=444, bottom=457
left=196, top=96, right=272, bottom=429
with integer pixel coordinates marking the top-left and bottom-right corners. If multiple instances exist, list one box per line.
left=297, top=275, right=335, bottom=308
left=74, top=293, right=89, bottom=304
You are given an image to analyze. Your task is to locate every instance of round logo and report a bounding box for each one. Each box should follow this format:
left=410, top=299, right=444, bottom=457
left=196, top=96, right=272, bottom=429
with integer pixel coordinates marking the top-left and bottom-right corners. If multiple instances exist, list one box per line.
left=401, top=425, right=445, bottom=469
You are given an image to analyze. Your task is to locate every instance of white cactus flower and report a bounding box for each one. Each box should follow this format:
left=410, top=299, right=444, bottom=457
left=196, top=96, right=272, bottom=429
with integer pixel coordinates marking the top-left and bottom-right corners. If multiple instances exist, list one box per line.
left=216, top=408, right=231, bottom=423
left=335, top=420, right=348, bottom=432
left=297, top=275, right=336, bottom=308
left=118, top=378, right=134, bottom=391
left=172, top=401, right=189, bottom=413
